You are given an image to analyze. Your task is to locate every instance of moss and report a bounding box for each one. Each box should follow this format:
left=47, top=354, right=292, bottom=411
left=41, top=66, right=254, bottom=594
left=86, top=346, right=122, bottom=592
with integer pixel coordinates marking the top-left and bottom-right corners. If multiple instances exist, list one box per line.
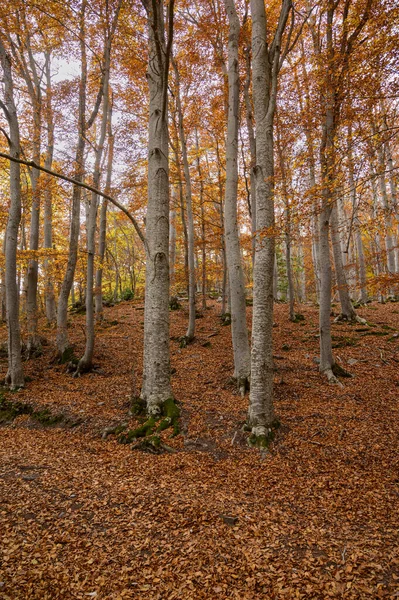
left=162, top=397, right=180, bottom=436
left=360, top=330, right=389, bottom=337
left=0, top=396, right=32, bottom=423
left=246, top=419, right=280, bottom=449
left=220, top=313, right=231, bottom=326
left=118, top=397, right=181, bottom=446
left=169, top=296, right=181, bottom=310
left=245, top=298, right=253, bottom=306
left=59, top=346, right=76, bottom=365
left=0, top=396, right=68, bottom=427
left=291, top=313, right=305, bottom=323
left=32, top=409, right=63, bottom=426
left=156, top=417, right=172, bottom=433
left=179, top=336, right=188, bottom=348
left=248, top=429, right=275, bottom=449
left=129, top=396, right=146, bottom=416
left=332, top=336, right=357, bottom=348
left=118, top=416, right=156, bottom=444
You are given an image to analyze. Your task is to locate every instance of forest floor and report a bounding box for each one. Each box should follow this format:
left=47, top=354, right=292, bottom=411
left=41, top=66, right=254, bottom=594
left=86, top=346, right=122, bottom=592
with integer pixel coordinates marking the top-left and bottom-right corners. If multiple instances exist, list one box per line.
left=0, top=299, right=398, bottom=599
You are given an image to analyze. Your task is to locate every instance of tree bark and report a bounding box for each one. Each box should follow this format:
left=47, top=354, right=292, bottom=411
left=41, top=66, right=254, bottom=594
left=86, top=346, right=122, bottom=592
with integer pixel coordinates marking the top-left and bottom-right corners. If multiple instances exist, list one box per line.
left=0, top=39, right=24, bottom=388
left=141, top=0, right=174, bottom=413
left=223, top=0, right=250, bottom=393
left=248, top=0, right=291, bottom=440
left=173, top=59, right=196, bottom=341
left=43, top=51, right=57, bottom=323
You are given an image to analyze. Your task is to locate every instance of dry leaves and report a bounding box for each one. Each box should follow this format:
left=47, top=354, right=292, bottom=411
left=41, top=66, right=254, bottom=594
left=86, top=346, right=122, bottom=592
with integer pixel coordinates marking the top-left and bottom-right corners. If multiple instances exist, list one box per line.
left=0, top=300, right=398, bottom=599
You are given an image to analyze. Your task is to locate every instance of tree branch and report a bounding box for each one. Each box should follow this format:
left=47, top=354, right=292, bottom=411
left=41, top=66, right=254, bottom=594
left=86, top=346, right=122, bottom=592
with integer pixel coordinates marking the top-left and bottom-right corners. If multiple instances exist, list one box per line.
left=0, top=151, right=146, bottom=247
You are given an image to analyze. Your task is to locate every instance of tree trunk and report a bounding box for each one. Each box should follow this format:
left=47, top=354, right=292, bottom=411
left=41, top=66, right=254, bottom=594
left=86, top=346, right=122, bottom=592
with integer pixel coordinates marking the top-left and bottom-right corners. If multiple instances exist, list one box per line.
left=195, top=129, right=207, bottom=310
left=330, top=203, right=356, bottom=320
left=141, top=0, right=173, bottom=413
left=0, top=40, right=24, bottom=388
left=173, top=59, right=196, bottom=341
left=56, top=3, right=88, bottom=361
left=95, top=105, right=114, bottom=321
left=43, top=51, right=57, bottom=323
left=247, top=0, right=291, bottom=441
left=347, top=127, right=368, bottom=303
left=169, top=195, right=176, bottom=289
left=223, top=0, right=250, bottom=393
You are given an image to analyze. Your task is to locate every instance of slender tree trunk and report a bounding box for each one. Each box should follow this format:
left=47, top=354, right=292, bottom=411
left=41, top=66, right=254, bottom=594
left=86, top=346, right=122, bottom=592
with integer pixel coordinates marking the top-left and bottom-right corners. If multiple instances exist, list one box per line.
left=317, top=6, right=337, bottom=383
left=169, top=192, right=176, bottom=289
left=173, top=59, right=196, bottom=341
left=243, top=41, right=257, bottom=264
left=223, top=0, right=250, bottom=393
left=215, top=141, right=228, bottom=315
left=0, top=236, right=6, bottom=322
left=330, top=203, right=356, bottom=320
left=56, top=4, right=88, bottom=361
left=23, top=42, right=42, bottom=356
left=347, top=127, right=368, bottom=303
left=77, top=0, right=120, bottom=374
left=276, top=118, right=294, bottom=321
left=0, top=40, right=24, bottom=388
left=95, top=105, right=114, bottom=321
left=43, top=51, right=57, bottom=323
left=373, top=122, right=396, bottom=276
left=195, top=129, right=207, bottom=310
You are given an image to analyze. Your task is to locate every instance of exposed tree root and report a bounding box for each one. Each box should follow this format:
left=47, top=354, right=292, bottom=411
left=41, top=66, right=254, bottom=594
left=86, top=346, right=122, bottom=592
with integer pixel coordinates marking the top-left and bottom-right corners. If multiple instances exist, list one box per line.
left=131, top=436, right=177, bottom=454
left=179, top=335, right=194, bottom=348
left=334, top=313, right=367, bottom=326
left=246, top=420, right=280, bottom=450
left=116, top=397, right=181, bottom=448
left=321, top=366, right=345, bottom=386
left=332, top=362, right=353, bottom=378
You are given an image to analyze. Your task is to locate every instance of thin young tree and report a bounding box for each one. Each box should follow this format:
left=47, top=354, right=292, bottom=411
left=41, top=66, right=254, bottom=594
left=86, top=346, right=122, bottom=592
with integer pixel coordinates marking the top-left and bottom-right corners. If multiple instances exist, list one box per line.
left=0, top=38, right=24, bottom=388
left=223, top=0, right=250, bottom=394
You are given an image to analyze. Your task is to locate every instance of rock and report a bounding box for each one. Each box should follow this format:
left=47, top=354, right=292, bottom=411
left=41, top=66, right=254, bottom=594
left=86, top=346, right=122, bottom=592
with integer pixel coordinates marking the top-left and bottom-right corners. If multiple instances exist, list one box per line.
left=220, top=514, right=238, bottom=526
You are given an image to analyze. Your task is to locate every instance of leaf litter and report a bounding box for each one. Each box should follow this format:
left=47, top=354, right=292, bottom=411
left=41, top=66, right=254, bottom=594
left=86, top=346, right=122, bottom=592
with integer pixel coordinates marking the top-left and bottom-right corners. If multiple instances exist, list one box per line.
left=0, top=300, right=398, bottom=599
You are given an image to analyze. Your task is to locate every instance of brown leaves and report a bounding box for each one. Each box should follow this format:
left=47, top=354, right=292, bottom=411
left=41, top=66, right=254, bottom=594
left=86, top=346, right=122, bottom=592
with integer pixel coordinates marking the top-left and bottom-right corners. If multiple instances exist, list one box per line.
left=0, top=300, right=398, bottom=598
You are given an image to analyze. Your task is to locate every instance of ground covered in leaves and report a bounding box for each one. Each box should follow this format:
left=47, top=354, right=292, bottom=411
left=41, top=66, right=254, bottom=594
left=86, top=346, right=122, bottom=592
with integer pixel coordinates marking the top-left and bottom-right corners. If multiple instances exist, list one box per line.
left=0, top=300, right=398, bottom=599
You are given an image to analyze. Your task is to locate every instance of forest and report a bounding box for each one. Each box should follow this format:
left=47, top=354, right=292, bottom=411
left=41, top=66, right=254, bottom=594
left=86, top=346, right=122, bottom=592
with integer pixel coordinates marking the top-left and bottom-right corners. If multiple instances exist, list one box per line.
left=0, top=0, right=398, bottom=598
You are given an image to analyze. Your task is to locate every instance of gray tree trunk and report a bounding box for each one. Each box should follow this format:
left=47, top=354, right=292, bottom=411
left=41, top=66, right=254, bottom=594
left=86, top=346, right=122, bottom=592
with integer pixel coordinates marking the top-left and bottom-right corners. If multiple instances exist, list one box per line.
left=173, top=59, right=196, bottom=341
left=141, top=0, right=173, bottom=413
left=56, top=4, right=88, bottom=360
left=223, top=0, right=250, bottom=393
left=194, top=129, right=207, bottom=310
left=17, top=34, right=43, bottom=356
left=347, top=128, right=368, bottom=303
left=248, top=0, right=291, bottom=440
left=169, top=197, right=176, bottom=289
left=95, top=110, right=114, bottom=321
left=43, top=51, right=57, bottom=323
left=77, top=2, right=120, bottom=374
left=0, top=40, right=24, bottom=388
left=243, top=41, right=257, bottom=264
left=330, top=203, right=356, bottom=320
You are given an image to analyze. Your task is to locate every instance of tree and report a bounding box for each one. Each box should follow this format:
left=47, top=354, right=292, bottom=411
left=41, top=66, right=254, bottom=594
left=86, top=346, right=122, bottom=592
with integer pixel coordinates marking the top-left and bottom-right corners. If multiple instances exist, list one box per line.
left=247, top=0, right=292, bottom=444
left=0, top=38, right=24, bottom=388
left=140, top=0, right=175, bottom=414
left=223, top=0, right=250, bottom=394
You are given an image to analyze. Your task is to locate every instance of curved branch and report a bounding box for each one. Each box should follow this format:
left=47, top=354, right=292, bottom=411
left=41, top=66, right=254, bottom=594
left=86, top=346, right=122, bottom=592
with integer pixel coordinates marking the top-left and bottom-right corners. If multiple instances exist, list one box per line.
left=0, top=150, right=146, bottom=247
